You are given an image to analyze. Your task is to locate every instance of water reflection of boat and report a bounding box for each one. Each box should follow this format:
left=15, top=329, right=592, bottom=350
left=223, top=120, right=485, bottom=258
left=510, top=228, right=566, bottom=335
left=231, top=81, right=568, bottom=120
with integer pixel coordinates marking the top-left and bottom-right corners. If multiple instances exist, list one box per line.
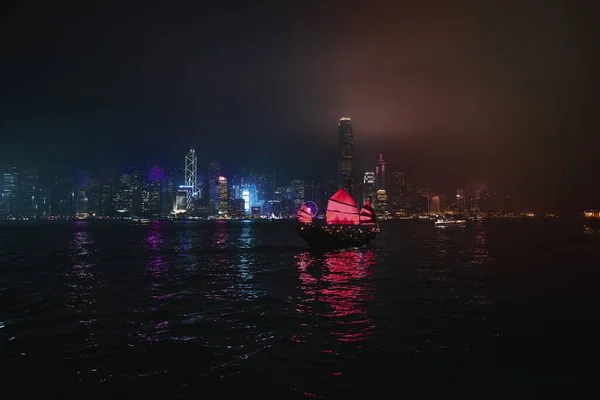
left=295, top=189, right=378, bottom=250
left=294, top=249, right=375, bottom=345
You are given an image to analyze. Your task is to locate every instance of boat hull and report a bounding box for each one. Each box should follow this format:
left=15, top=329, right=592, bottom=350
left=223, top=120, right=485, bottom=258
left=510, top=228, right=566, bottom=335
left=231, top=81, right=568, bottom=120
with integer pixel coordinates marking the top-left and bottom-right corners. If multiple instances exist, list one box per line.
left=295, top=225, right=375, bottom=250
left=434, top=219, right=466, bottom=227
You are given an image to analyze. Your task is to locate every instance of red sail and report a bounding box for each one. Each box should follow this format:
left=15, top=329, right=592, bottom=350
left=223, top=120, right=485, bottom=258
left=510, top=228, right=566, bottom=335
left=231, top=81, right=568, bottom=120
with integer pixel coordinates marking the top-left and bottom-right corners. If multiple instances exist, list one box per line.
left=359, top=201, right=377, bottom=225
left=326, top=189, right=360, bottom=225
left=297, top=204, right=313, bottom=224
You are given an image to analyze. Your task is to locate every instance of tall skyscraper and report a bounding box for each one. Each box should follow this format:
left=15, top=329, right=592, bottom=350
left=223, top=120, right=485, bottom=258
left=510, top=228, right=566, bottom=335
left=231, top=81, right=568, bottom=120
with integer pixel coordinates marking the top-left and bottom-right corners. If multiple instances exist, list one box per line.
left=217, top=176, right=228, bottom=215
left=306, top=180, right=325, bottom=213
left=376, top=189, right=388, bottom=216
left=49, top=167, right=74, bottom=217
left=142, top=180, right=161, bottom=214
left=291, top=180, right=305, bottom=212
left=375, top=153, right=386, bottom=190
left=184, top=148, right=198, bottom=208
left=100, top=184, right=113, bottom=217
left=75, top=188, right=88, bottom=216
left=2, top=167, right=18, bottom=217
left=17, top=165, right=39, bottom=218
left=87, top=179, right=101, bottom=216
left=116, top=173, right=134, bottom=213
left=363, top=172, right=376, bottom=204
left=337, top=117, right=355, bottom=197
left=209, top=159, right=220, bottom=178
left=388, top=171, right=407, bottom=216
left=208, top=159, right=220, bottom=215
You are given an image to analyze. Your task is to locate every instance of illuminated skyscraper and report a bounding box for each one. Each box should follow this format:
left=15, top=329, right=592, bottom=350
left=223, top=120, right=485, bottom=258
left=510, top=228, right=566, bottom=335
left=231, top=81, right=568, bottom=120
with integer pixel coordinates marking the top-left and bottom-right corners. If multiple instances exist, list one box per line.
left=291, top=180, right=305, bottom=212
left=184, top=148, right=198, bottom=208
left=208, top=159, right=220, bottom=215
left=115, top=173, right=133, bottom=213
left=87, top=179, right=101, bottom=216
left=337, top=117, right=355, bottom=197
left=16, top=165, right=39, bottom=218
left=75, top=188, right=88, bottom=216
left=241, top=185, right=250, bottom=214
left=173, top=190, right=187, bottom=214
left=217, top=176, right=228, bottom=215
left=1, top=167, right=18, bottom=217
left=142, top=180, right=161, bottom=214
left=376, top=189, right=388, bottom=216
left=363, top=172, right=376, bottom=205
left=231, top=199, right=245, bottom=218
left=388, top=171, right=407, bottom=216
left=375, top=153, right=386, bottom=190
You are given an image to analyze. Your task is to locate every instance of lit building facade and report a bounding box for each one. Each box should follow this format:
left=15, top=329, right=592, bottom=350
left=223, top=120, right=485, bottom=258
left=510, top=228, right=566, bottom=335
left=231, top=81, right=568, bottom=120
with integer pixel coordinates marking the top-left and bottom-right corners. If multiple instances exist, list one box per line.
left=584, top=210, right=600, bottom=219
left=217, top=176, right=228, bottom=215
left=363, top=172, right=376, bottom=205
left=208, top=159, right=220, bottom=215
left=305, top=180, right=325, bottom=215
left=291, top=180, right=305, bottom=212
left=231, top=198, right=245, bottom=218
left=173, top=190, right=188, bottom=214
left=142, top=180, right=161, bottom=214
left=337, top=117, right=355, bottom=198
left=387, top=171, right=407, bottom=216
left=17, top=165, right=39, bottom=218
left=1, top=167, right=18, bottom=217
left=116, top=173, right=133, bottom=213
left=87, top=179, right=101, bottom=216
left=376, top=189, right=388, bottom=217
left=241, top=186, right=250, bottom=214
left=100, top=184, right=113, bottom=217
left=75, top=188, right=88, bottom=216
left=456, top=189, right=478, bottom=214
left=184, top=148, right=198, bottom=207
left=375, top=153, right=386, bottom=190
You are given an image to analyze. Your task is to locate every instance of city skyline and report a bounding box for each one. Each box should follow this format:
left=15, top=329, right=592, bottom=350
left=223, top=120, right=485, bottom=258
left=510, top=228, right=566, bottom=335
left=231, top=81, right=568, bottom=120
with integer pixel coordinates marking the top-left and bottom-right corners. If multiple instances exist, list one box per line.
left=0, top=121, right=566, bottom=219
left=0, top=1, right=597, bottom=212
left=0, top=133, right=591, bottom=217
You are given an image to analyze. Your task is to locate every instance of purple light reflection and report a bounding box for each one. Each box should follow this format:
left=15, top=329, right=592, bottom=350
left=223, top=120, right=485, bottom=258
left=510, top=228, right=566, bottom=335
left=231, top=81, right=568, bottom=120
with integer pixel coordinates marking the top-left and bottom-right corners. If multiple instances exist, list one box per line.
left=137, top=222, right=171, bottom=344
left=145, top=222, right=167, bottom=276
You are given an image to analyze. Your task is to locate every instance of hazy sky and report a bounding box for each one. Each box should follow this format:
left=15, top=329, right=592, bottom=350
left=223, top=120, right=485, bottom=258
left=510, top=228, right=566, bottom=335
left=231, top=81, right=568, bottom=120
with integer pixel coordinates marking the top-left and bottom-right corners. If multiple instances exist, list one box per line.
left=0, top=0, right=597, bottom=209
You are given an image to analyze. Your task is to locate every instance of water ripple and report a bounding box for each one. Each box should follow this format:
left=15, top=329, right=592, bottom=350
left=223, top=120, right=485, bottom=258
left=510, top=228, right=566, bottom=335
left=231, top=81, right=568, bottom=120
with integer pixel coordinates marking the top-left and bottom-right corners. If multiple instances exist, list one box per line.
left=1, top=219, right=590, bottom=396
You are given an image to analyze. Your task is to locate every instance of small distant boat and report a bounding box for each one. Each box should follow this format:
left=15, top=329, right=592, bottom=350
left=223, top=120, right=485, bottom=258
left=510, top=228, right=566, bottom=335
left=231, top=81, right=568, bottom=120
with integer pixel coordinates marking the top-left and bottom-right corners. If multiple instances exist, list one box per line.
left=132, top=217, right=152, bottom=225
left=434, top=217, right=466, bottom=227
left=295, top=189, right=378, bottom=250
left=583, top=225, right=595, bottom=235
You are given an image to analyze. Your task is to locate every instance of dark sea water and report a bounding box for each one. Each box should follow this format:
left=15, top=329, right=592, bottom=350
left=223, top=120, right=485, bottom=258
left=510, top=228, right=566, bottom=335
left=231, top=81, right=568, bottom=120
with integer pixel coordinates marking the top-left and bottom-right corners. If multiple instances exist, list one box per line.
left=1, top=219, right=598, bottom=398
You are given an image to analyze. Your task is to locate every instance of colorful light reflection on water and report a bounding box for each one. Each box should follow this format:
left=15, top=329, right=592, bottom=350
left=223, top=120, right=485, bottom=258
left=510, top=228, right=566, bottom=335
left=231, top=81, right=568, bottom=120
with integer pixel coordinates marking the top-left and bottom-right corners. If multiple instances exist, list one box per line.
left=294, top=249, right=375, bottom=346
left=66, top=224, right=98, bottom=356
left=212, top=220, right=230, bottom=249
left=138, top=221, right=170, bottom=343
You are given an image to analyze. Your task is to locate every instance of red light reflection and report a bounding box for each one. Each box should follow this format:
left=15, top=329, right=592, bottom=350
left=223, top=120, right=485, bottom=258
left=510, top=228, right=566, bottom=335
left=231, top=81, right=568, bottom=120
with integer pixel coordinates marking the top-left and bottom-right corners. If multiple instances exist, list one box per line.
left=212, top=220, right=230, bottom=248
left=294, top=249, right=375, bottom=345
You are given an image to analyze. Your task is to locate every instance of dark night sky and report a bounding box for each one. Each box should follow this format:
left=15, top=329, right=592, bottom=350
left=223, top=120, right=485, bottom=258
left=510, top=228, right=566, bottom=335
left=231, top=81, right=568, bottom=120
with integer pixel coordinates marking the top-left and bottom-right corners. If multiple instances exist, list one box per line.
left=0, top=0, right=597, bottom=211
